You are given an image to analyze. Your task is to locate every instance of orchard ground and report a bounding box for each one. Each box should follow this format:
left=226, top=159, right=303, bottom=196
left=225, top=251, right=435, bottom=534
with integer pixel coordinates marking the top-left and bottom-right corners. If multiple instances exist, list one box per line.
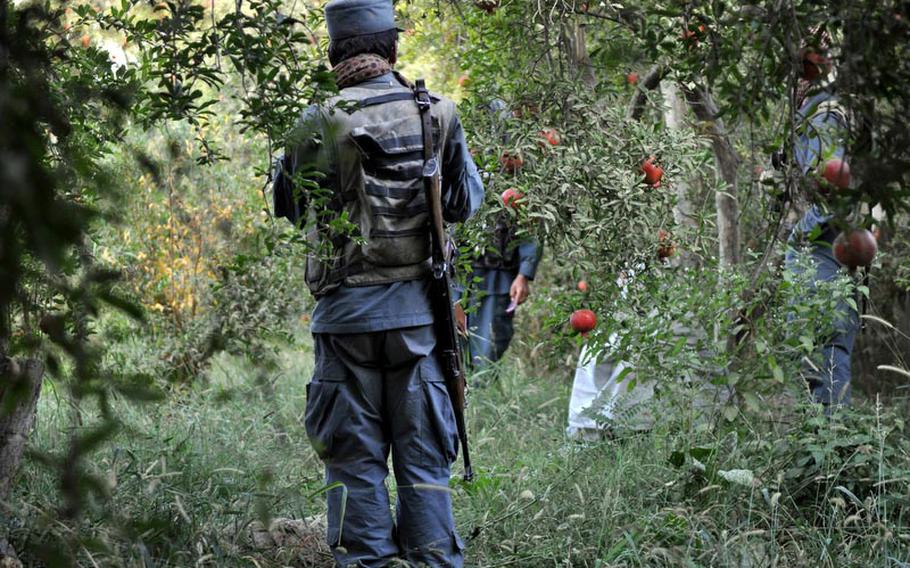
left=12, top=321, right=910, bottom=567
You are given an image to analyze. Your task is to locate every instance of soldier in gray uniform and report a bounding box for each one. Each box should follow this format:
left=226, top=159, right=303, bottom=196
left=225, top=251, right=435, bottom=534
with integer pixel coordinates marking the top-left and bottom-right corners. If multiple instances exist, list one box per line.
left=273, top=1, right=484, bottom=565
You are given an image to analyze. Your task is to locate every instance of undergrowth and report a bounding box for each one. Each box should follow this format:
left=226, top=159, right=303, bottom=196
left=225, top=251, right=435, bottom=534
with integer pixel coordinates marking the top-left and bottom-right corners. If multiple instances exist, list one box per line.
left=10, top=332, right=910, bottom=567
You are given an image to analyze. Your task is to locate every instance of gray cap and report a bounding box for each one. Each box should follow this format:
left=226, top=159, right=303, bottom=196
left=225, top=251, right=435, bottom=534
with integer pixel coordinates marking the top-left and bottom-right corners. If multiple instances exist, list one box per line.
left=325, top=0, right=398, bottom=41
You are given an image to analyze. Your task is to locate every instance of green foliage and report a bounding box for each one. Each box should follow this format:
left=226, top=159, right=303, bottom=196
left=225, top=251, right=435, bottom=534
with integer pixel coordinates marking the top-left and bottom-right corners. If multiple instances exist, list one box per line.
left=15, top=346, right=322, bottom=565
left=2, top=0, right=329, bottom=553
left=14, top=350, right=909, bottom=566
left=460, top=86, right=701, bottom=270
left=97, top=0, right=334, bottom=148
left=158, top=229, right=309, bottom=383
left=634, top=0, right=910, bottom=224
left=419, top=0, right=910, bottom=401
left=6, top=0, right=910, bottom=564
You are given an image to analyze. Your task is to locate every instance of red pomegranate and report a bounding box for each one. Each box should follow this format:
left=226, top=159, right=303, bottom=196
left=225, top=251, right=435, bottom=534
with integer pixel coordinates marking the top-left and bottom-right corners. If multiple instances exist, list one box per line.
left=657, top=229, right=676, bottom=259
left=577, top=280, right=588, bottom=293
left=641, top=157, right=664, bottom=187
left=537, top=128, right=561, bottom=147
left=500, top=151, right=524, bottom=174
left=833, top=228, right=877, bottom=269
left=820, top=158, right=850, bottom=190
left=570, top=309, right=597, bottom=334
left=501, top=188, right=524, bottom=208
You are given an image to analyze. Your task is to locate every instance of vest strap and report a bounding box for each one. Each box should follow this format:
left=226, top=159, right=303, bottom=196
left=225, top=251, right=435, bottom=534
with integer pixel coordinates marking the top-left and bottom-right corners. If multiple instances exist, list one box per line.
left=364, top=182, right=422, bottom=200
left=370, top=227, right=429, bottom=238
left=363, top=163, right=424, bottom=181
left=356, top=91, right=437, bottom=109
left=372, top=204, right=428, bottom=217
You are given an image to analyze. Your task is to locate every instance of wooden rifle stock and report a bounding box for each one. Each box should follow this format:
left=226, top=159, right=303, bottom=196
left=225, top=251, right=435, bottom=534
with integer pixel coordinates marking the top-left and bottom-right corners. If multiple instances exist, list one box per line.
left=414, top=79, right=474, bottom=482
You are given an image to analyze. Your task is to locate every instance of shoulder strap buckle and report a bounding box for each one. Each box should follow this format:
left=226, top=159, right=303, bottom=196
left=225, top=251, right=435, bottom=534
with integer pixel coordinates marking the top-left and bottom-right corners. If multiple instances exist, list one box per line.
left=414, top=78, right=432, bottom=111
left=422, top=156, right=439, bottom=178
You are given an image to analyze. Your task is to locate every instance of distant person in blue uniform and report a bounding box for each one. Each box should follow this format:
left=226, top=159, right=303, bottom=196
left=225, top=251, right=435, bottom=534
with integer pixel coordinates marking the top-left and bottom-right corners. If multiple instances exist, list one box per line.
left=273, top=1, right=484, bottom=564
left=458, top=99, right=542, bottom=370
left=464, top=214, right=541, bottom=369
left=784, top=32, right=859, bottom=407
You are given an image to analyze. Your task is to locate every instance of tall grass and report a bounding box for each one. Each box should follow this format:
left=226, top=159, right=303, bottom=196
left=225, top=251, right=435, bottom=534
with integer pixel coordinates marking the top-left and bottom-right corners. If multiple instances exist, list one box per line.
left=10, top=333, right=910, bottom=567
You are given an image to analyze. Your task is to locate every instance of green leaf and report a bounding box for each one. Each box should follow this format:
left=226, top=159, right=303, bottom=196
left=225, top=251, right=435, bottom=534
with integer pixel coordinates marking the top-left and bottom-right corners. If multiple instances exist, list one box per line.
left=799, top=335, right=814, bottom=352
left=668, top=450, right=685, bottom=468
left=770, top=360, right=784, bottom=383
left=743, top=392, right=761, bottom=411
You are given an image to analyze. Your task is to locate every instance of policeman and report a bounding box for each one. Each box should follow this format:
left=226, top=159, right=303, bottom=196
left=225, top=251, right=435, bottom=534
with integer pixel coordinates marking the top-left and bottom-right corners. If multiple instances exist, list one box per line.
left=458, top=99, right=541, bottom=370
left=273, top=1, right=484, bottom=564
left=464, top=215, right=541, bottom=369
left=784, top=33, right=859, bottom=407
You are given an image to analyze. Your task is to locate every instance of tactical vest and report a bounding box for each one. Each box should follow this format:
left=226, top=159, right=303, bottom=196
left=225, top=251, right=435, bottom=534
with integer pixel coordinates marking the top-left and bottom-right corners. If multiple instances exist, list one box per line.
left=472, top=213, right=520, bottom=271
left=301, top=80, right=456, bottom=297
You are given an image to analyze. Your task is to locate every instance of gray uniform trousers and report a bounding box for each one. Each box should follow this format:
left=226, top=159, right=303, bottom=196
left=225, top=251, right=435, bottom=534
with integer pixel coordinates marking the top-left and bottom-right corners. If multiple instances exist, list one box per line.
left=305, top=325, right=464, bottom=567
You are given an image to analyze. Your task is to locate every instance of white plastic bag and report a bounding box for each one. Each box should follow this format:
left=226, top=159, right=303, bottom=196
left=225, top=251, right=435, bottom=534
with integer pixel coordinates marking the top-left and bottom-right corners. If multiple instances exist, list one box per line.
left=566, top=343, right=653, bottom=439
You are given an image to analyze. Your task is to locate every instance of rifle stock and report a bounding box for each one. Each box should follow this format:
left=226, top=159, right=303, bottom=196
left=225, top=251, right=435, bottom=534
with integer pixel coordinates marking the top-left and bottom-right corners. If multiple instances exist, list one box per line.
left=414, top=79, right=474, bottom=482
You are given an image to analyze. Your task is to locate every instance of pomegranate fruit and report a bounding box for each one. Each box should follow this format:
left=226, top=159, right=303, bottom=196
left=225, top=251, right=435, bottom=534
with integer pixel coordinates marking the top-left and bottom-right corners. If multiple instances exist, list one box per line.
left=570, top=309, right=597, bottom=334
left=820, top=158, right=850, bottom=190
left=501, top=188, right=524, bottom=208
left=641, top=157, right=663, bottom=187
left=500, top=151, right=524, bottom=174
left=537, top=128, right=561, bottom=147
left=833, top=228, right=877, bottom=269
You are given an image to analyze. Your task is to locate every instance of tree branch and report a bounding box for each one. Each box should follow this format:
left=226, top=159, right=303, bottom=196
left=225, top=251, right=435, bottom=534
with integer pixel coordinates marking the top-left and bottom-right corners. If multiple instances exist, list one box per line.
left=681, top=83, right=742, bottom=266
left=627, top=64, right=667, bottom=121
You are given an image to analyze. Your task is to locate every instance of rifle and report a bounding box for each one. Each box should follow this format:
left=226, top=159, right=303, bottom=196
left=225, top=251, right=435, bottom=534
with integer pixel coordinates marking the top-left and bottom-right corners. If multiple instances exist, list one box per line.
left=414, top=79, right=474, bottom=483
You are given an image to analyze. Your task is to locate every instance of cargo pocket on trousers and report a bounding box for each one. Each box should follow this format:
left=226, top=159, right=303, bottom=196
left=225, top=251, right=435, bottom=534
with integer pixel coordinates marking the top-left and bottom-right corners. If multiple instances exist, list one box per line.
left=420, top=358, right=459, bottom=467
left=305, top=378, right=345, bottom=462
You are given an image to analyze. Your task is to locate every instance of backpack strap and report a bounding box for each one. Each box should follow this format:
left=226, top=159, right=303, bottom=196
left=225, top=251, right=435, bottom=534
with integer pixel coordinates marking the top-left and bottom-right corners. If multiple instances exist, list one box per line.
left=357, top=92, right=415, bottom=109
left=356, top=91, right=441, bottom=110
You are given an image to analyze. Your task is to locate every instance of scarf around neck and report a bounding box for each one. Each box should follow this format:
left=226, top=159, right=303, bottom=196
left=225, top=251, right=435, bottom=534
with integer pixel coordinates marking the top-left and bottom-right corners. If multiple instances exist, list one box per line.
left=333, top=53, right=393, bottom=89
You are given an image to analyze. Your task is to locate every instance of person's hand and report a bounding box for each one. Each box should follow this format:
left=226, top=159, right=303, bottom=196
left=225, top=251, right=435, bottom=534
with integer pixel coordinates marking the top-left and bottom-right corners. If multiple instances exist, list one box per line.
left=510, top=274, right=530, bottom=305
left=454, top=302, right=467, bottom=336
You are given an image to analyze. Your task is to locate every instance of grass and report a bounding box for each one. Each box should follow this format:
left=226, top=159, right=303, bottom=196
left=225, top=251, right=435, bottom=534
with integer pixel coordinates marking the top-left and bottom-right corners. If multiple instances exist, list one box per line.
left=9, top=330, right=910, bottom=567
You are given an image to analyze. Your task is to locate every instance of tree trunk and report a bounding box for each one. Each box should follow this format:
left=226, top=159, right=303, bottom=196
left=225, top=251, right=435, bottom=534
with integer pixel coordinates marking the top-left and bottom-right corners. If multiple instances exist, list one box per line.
left=682, top=84, right=742, bottom=267
left=564, top=21, right=596, bottom=89
left=661, top=82, right=698, bottom=232
left=0, top=357, right=43, bottom=568
left=0, top=358, right=43, bottom=501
